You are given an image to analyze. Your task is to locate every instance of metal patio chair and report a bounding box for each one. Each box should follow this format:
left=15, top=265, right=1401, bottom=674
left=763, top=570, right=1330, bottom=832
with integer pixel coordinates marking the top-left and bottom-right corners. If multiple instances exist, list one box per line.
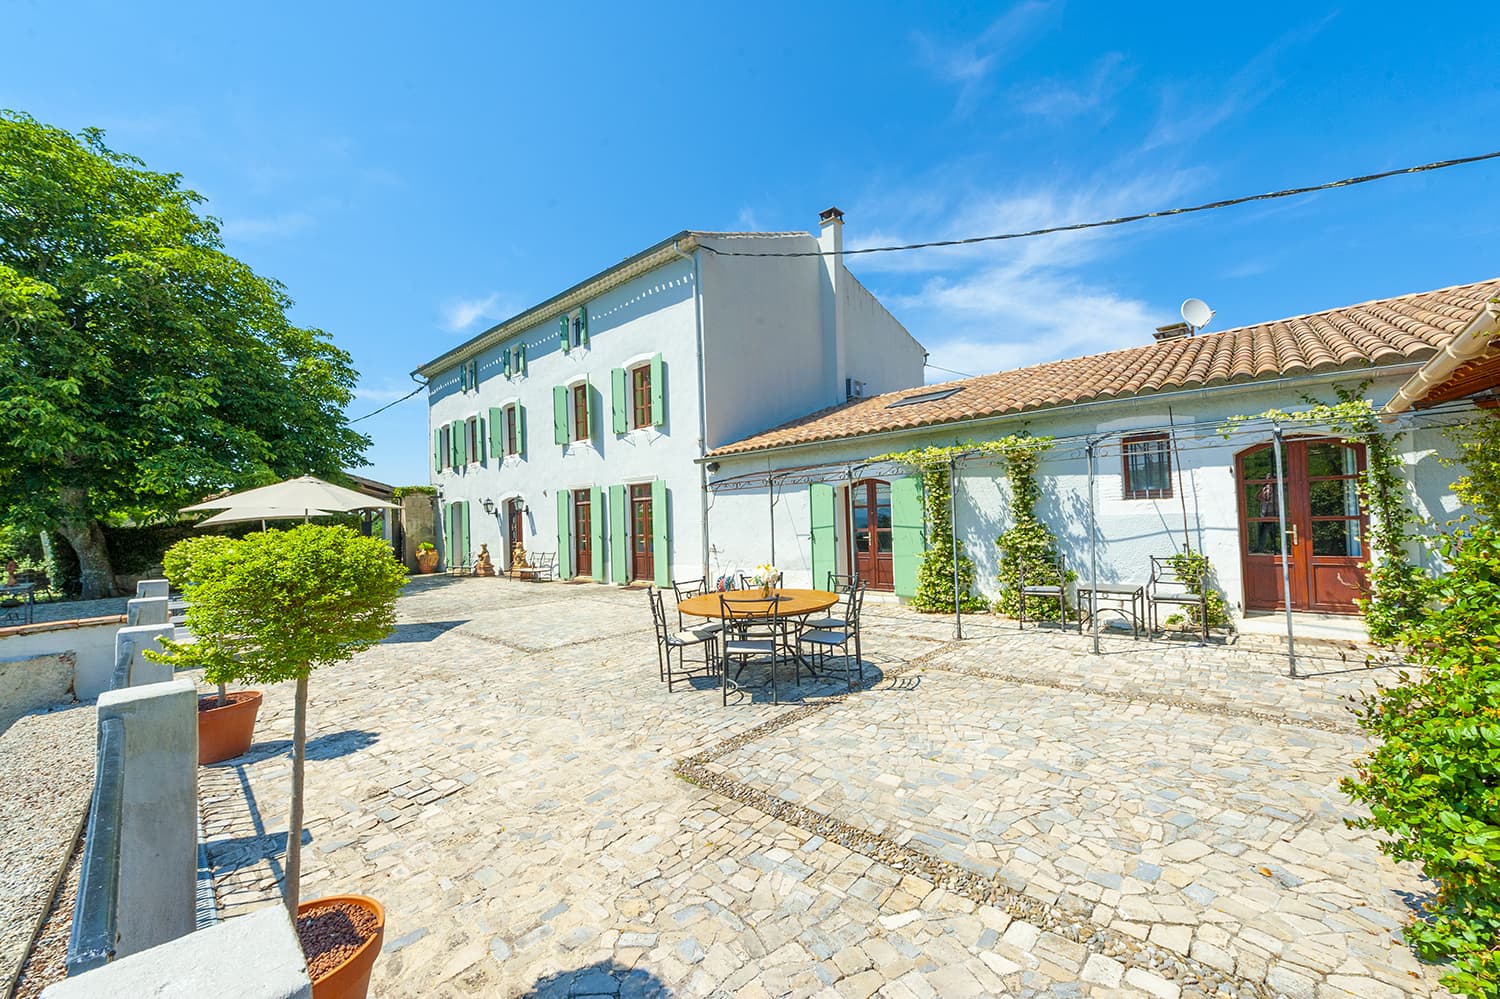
left=1147, top=555, right=1209, bottom=643
left=1018, top=553, right=1074, bottom=632
left=797, top=582, right=867, bottom=692
left=647, top=587, right=718, bottom=691
left=718, top=592, right=796, bottom=705
left=672, top=577, right=724, bottom=640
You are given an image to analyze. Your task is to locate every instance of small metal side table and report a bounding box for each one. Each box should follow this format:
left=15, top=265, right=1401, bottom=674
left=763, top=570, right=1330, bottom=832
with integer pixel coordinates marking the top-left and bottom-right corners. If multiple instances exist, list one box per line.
left=0, top=582, right=37, bottom=626
left=1076, top=582, right=1145, bottom=639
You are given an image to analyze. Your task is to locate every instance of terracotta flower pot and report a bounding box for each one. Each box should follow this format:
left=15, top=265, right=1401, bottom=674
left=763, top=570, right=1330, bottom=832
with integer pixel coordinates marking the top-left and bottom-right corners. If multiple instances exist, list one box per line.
left=298, top=894, right=385, bottom=999
left=415, top=549, right=438, bottom=574
left=197, top=690, right=262, bottom=765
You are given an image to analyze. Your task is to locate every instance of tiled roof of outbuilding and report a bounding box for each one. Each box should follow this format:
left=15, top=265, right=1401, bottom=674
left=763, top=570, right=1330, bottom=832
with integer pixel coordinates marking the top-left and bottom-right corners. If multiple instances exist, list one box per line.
left=709, top=277, right=1500, bottom=457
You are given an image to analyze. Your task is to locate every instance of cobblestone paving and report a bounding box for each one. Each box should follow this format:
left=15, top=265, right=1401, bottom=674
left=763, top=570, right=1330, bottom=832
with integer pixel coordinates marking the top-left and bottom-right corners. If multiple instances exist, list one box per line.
left=198, top=577, right=1449, bottom=998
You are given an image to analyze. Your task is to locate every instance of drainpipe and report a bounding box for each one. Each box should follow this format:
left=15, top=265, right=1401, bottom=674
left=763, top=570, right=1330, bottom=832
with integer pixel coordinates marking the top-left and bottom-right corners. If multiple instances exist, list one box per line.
left=674, top=239, right=712, bottom=580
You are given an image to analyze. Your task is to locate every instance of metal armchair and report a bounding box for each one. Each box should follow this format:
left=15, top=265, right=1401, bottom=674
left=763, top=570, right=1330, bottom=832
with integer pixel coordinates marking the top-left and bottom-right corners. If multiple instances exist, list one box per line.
left=648, top=587, right=718, bottom=691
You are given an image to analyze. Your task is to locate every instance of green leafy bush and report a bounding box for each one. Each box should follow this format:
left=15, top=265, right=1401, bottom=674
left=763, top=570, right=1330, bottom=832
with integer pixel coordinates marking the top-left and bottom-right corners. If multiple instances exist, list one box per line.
left=1160, top=550, right=1231, bottom=632
left=992, top=437, right=1071, bottom=619
left=1342, top=522, right=1500, bottom=996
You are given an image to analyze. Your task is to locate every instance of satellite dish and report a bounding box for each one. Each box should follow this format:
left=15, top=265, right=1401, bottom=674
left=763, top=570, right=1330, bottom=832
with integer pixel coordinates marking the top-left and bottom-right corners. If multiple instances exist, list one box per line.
left=1181, top=298, right=1215, bottom=331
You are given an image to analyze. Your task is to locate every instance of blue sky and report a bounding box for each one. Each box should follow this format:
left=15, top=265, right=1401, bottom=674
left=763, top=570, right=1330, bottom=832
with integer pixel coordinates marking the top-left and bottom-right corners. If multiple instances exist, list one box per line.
left=7, top=2, right=1498, bottom=485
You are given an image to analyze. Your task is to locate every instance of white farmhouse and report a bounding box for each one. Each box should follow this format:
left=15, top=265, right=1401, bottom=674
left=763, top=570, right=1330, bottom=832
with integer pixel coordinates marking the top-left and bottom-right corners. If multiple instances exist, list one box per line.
left=704, top=278, right=1500, bottom=627
left=414, top=209, right=925, bottom=585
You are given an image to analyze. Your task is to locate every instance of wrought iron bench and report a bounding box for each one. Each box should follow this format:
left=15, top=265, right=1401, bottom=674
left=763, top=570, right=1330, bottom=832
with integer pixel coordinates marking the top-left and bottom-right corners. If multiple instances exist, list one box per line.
left=511, top=551, right=556, bottom=582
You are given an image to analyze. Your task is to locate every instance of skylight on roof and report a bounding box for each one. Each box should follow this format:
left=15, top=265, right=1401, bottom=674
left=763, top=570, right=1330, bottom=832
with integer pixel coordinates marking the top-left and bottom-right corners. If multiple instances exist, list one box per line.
left=887, top=387, right=963, bottom=409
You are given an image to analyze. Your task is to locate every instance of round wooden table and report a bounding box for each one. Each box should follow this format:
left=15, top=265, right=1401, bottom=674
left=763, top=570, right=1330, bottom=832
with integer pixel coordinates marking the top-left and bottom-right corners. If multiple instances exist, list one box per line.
left=676, top=587, right=838, bottom=620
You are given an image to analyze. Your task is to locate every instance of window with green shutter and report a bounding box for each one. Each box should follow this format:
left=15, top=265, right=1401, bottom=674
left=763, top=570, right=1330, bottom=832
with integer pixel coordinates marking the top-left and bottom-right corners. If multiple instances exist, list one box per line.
left=649, top=353, right=665, bottom=427
left=449, top=420, right=463, bottom=466
left=432, top=429, right=442, bottom=473
left=577, top=305, right=589, bottom=347
left=610, top=368, right=628, bottom=434
left=651, top=479, right=669, bottom=587
left=488, top=407, right=503, bottom=455
left=552, top=386, right=568, bottom=445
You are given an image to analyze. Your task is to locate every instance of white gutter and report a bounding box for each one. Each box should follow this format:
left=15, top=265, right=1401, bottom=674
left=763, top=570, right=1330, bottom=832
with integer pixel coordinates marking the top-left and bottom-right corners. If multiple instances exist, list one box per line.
left=1380, top=299, right=1500, bottom=422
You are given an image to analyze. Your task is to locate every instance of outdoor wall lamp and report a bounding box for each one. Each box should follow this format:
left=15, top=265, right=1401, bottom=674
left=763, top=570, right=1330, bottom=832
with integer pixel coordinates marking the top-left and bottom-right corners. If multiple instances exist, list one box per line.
left=482, top=498, right=495, bottom=514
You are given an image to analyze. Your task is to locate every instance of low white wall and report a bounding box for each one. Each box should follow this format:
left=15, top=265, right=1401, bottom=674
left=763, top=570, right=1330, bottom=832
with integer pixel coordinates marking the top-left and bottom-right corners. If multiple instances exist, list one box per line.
left=43, top=904, right=310, bottom=999
left=0, top=618, right=125, bottom=701
left=0, top=652, right=73, bottom=734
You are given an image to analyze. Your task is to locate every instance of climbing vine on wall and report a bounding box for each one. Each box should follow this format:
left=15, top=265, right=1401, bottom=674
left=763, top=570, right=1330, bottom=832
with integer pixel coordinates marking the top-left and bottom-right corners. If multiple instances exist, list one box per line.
left=875, top=441, right=1012, bottom=613
left=1220, top=385, right=1421, bottom=644
left=988, top=436, right=1072, bottom=619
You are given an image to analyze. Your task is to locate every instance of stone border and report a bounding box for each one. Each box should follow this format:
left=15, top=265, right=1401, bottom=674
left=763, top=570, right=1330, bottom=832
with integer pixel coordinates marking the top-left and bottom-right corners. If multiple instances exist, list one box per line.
left=670, top=639, right=1383, bottom=998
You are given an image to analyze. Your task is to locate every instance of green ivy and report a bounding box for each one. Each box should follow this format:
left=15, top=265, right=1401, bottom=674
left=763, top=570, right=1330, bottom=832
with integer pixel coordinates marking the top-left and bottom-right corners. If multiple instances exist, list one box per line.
left=1160, top=550, right=1232, bottom=631
left=1444, top=409, right=1500, bottom=524
left=874, top=442, right=996, bottom=613
left=1221, top=386, right=1421, bottom=644
left=987, top=437, right=1073, bottom=619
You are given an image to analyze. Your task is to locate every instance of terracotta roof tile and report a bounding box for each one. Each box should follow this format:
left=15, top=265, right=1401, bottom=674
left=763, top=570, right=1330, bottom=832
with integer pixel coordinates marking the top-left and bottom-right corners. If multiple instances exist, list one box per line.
left=709, top=277, right=1500, bottom=458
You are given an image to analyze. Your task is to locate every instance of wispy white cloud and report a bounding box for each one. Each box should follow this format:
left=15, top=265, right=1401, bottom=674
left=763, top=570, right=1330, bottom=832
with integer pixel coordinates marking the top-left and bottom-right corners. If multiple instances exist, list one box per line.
left=735, top=206, right=762, bottom=231
left=847, top=168, right=1208, bottom=380
left=914, top=2, right=1055, bottom=115
left=353, top=382, right=419, bottom=403
left=1012, top=52, right=1131, bottom=120
left=218, top=211, right=314, bottom=241
left=1144, top=15, right=1336, bottom=149
left=441, top=292, right=506, bottom=333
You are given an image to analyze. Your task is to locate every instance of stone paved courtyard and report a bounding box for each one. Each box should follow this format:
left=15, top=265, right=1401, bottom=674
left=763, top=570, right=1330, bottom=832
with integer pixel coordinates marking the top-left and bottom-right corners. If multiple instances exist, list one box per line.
left=198, top=576, right=1450, bottom=998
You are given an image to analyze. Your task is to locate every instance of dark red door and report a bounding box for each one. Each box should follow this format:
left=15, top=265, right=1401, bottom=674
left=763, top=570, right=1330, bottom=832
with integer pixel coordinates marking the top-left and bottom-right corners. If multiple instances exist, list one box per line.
left=507, top=501, right=524, bottom=563
left=847, top=479, right=894, bottom=591
left=573, top=489, right=592, bottom=580
left=1238, top=438, right=1368, bottom=613
left=630, top=484, right=653, bottom=582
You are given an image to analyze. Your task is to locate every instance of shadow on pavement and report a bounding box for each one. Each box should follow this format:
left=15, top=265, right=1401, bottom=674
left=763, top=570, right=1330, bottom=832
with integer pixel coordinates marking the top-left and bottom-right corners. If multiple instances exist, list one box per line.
left=518, top=959, right=671, bottom=998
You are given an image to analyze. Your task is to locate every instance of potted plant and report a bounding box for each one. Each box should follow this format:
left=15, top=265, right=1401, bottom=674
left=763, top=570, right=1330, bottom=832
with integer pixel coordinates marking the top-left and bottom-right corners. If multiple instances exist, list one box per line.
left=152, top=525, right=407, bottom=998
left=150, top=536, right=263, bottom=764
left=414, top=541, right=438, bottom=574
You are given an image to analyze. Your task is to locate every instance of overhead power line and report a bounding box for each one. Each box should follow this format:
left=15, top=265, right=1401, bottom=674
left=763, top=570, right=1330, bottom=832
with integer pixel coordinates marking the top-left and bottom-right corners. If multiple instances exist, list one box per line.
left=699, top=149, right=1500, bottom=258
left=349, top=384, right=424, bottom=424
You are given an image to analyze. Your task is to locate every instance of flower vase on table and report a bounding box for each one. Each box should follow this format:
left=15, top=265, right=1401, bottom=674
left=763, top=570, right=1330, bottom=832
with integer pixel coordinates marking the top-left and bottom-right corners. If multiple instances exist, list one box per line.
left=753, top=563, right=781, bottom=599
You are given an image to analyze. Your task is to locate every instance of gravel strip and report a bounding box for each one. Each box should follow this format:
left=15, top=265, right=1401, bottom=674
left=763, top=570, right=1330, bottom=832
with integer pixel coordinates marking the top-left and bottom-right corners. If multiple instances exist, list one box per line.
left=0, top=705, right=94, bottom=995
left=12, top=836, right=82, bottom=998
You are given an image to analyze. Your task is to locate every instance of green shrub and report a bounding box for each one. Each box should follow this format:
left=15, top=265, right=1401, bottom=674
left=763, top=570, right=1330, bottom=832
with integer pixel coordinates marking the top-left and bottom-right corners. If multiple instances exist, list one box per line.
left=1160, top=550, right=1232, bottom=632
left=1342, top=522, right=1500, bottom=996
left=992, top=437, right=1071, bottom=619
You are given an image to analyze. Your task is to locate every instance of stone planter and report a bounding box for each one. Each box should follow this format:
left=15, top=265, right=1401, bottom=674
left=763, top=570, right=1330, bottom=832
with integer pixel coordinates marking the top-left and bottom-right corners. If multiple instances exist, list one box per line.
left=415, top=549, right=439, bottom=574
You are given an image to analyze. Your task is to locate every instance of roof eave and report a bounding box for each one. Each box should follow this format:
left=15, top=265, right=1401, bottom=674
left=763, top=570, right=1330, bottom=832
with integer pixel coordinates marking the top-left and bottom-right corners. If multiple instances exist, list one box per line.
left=1380, top=299, right=1500, bottom=420
left=412, top=231, right=698, bottom=378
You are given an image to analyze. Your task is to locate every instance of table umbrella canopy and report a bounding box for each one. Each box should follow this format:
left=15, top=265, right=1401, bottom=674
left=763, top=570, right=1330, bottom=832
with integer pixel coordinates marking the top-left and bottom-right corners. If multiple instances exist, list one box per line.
left=195, top=505, right=334, bottom=527
left=182, top=476, right=398, bottom=514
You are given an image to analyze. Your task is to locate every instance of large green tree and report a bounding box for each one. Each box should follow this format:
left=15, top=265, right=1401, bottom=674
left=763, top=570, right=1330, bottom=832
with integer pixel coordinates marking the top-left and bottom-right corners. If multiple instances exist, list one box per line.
left=0, top=112, right=368, bottom=597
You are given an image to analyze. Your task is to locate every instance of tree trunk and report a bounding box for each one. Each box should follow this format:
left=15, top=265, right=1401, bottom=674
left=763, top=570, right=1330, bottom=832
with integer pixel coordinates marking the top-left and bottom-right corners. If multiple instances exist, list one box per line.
left=284, top=674, right=309, bottom=918
left=56, top=486, right=115, bottom=599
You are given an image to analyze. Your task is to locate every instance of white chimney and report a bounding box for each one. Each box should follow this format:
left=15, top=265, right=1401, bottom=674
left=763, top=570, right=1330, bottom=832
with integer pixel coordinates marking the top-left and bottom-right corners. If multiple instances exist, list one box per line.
left=818, top=207, right=847, bottom=404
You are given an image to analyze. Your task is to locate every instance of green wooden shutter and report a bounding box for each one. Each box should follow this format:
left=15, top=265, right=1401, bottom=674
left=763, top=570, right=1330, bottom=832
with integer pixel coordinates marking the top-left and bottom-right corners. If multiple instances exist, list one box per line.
left=477, top=417, right=486, bottom=464
left=609, top=484, right=627, bottom=584
left=488, top=407, right=502, bottom=455
left=611, top=368, right=628, bottom=434
left=651, top=479, right=669, bottom=587
left=432, top=429, right=442, bottom=473
left=590, top=486, right=604, bottom=581
left=459, top=364, right=468, bottom=393
left=557, top=490, right=573, bottom=579
left=810, top=483, right=837, bottom=591
left=519, top=344, right=528, bottom=375
left=517, top=403, right=527, bottom=458
left=461, top=501, right=471, bottom=565
left=583, top=377, right=596, bottom=443
left=552, top=386, right=568, bottom=445
left=578, top=305, right=589, bottom=346
left=891, top=476, right=926, bottom=599
left=449, top=420, right=463, bottom=466
left=650, top=353, right=665, bottom=427
left=502, top=350, right=511, bottom=378
left=559, top=315, right=570, bottom=353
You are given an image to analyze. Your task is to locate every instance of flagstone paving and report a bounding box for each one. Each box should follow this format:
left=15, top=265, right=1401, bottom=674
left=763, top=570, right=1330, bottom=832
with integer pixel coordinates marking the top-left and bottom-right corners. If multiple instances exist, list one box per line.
left=197, top=576, right=1450, bottom=997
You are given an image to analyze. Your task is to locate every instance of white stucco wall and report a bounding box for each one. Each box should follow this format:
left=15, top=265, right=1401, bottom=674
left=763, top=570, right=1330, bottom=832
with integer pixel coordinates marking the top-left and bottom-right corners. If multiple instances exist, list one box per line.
left=429, top=257, right=706, bottom=582
left=707, top=368, right=1459, bottom=619
left=840, top=271, right=926, bottom=398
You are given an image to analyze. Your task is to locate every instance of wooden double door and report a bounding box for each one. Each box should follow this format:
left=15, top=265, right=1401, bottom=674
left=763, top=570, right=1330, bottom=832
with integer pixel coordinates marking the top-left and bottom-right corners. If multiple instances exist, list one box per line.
left=1237, top=437, right=1368, bottom=613
left=847, top=479, right=894, bottom=591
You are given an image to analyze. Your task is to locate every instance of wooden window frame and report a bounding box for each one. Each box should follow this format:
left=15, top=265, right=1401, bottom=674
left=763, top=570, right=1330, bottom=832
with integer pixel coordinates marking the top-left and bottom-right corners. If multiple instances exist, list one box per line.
left=631, top=365, right=652, bottom=429
left=1122, top=433, right=1172, bottom=500
left=438, top=425, right=450, bottom=470
left=571, top=383, right=590, bottom=443
left=465, top=416, right=480, bottom=464
left=504, top=404, right=519, bottom=456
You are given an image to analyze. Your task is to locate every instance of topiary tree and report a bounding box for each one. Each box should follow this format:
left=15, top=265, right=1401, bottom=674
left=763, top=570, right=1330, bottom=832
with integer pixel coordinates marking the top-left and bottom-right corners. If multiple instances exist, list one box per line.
left=150, top=524, right=407, bottom=914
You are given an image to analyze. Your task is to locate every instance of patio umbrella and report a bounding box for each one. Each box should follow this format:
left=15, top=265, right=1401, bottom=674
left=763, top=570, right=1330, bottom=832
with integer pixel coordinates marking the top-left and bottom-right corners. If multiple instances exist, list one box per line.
left=196, top=505, right=334, bottom=529
left=182, top=475, right=398, bottom=516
